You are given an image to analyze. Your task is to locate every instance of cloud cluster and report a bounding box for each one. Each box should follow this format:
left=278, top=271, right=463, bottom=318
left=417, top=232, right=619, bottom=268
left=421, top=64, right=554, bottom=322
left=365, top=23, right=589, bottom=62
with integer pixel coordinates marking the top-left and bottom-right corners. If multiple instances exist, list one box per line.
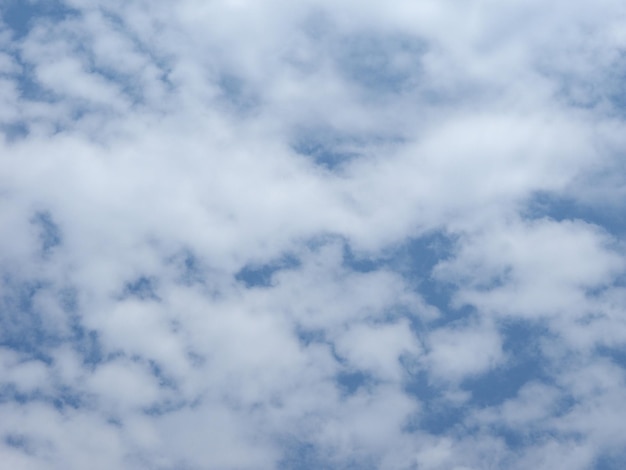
left=1, top=0, right=626, bottom=468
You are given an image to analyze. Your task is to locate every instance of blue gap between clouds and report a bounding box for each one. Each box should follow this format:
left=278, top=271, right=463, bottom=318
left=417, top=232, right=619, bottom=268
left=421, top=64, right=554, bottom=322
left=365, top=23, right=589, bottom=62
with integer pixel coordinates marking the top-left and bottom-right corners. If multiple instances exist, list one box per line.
left=179, top=251, right=205, bottom=285
left=462, top=319, right=552, bottom=408
left=167, top=249, right=207, bottom=287
left=336, top=32, right=425, bottom=95
left=0, top=279, right=52, bottom=360
left=97, top=8, right=176, bottom=95
left=548, top=56, right=626, bottom=118
left=361, top=234, right=559, bottom=436
left=13, top=61, right=58, bottom=105
left=595, top=448, right=626, bottom=470
left=596, top=345, right=626, bottom=371
left=331, top=337, right=379, bottom=396
left=0, top=273, right=104, bottom=366
left=314, top=233, right=469, bottom=402
left=462, top=320, right=579, bottom=451
left=278, top=437, right=378, bottom=470
left=401, top=320, right=551, bottom=437
left=278, top=441, right=321, bottom=470
left=122, top=276, right=160, bottom=301
left=250, top=233, right=563, bottom=439
left=335, top=369, right=373, bottom=396
left=344, top=230, right=469, bottom=326
left=383, top=232, right=457, bottom=315
left=406, top=320, right=555, bottom=442
left=4, top=433, right=37, bottom=454
left=290, top=125, right=405, bottom=171
left=299, top=15, right=425, bottom=95
left=1, top=122, right=29, bottom=142
left=1, top=2, right=153, bottom=118
left=233, top=234, right=559, bottom=438
left=0, top=0, right=84, bottom=123
left=61, top=286, right=105, bottom=366
left=403, top=370, right=466, bottom=435
left=146, top=359, right=177, bottom=389
left=235, top=254, right=300, bottom=288
left=217, top=73, right=260, bottom=115
left=32, top=211, right=62, bottom=256
left=1, top=0, right=78, bottom=39
left=525, top=191, right=626, bottom=236
left=290, top=128, right=363, bottom=171
left=0, top=382, right=84, bottom=412
left=294, top=317, right=373, bottom=396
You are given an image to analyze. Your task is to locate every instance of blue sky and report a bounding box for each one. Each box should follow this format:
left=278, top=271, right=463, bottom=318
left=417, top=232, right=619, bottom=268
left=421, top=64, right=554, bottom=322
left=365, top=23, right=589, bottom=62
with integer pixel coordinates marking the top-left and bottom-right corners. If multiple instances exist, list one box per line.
left=1, top=1, right=626, bottom=469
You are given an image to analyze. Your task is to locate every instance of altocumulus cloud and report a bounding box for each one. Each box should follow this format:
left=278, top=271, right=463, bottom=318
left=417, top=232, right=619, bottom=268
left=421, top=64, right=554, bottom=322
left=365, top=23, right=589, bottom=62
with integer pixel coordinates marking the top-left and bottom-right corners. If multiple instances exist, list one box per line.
left=1, top=0, right=626, bottom=469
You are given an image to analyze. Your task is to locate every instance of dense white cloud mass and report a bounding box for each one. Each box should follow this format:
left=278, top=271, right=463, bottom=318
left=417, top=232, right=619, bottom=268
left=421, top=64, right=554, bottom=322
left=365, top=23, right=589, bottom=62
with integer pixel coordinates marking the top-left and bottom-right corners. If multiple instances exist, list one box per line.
left=1, top=0, right=626, bottom=468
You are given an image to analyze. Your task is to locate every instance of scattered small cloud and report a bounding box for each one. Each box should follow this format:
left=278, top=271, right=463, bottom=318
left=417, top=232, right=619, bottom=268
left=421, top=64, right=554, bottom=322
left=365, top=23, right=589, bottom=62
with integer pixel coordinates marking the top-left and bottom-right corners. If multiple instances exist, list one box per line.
left=1, top=0, right=626, bottom=468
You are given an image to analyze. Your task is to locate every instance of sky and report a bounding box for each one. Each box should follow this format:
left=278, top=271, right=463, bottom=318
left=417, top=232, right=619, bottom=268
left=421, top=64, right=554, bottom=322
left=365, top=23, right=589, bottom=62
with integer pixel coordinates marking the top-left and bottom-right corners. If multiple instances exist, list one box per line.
left=1, top=0, right=626, bottom=469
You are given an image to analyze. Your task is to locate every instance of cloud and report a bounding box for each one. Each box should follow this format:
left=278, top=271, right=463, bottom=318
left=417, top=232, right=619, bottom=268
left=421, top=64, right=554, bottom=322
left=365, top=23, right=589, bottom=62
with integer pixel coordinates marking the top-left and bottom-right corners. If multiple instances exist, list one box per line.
left=427, top=319, right=504, bottom=382
left=1, top=0, right=626, bottom=468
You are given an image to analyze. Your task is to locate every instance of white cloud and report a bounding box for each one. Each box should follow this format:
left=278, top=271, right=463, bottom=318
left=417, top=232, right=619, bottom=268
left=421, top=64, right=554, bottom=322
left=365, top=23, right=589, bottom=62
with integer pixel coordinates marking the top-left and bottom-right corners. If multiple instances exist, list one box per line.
left=0, top=348, right=49, bottom=394
left=1, top=0, right=625, bottom=468
left=334, top=319, right=421, bottom=381
left=427, top=320, right=504, bottom=382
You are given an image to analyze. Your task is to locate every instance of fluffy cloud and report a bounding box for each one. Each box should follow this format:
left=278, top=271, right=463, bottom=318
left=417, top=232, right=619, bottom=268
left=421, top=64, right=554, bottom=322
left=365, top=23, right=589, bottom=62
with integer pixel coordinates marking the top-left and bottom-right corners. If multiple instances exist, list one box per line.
left=1, top=0, right=626, bottom=468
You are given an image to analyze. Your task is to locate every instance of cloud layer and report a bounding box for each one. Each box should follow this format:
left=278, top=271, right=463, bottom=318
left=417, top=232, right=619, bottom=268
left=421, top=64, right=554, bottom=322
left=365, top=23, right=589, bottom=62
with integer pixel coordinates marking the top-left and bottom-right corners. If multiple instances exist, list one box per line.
left=2, top=0, right=626, bottom=468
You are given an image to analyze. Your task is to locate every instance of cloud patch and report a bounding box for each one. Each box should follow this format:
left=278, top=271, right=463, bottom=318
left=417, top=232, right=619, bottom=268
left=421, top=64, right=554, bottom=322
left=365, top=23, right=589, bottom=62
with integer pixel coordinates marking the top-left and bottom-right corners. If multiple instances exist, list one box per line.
left=1, top=0, right=626, bottom=468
